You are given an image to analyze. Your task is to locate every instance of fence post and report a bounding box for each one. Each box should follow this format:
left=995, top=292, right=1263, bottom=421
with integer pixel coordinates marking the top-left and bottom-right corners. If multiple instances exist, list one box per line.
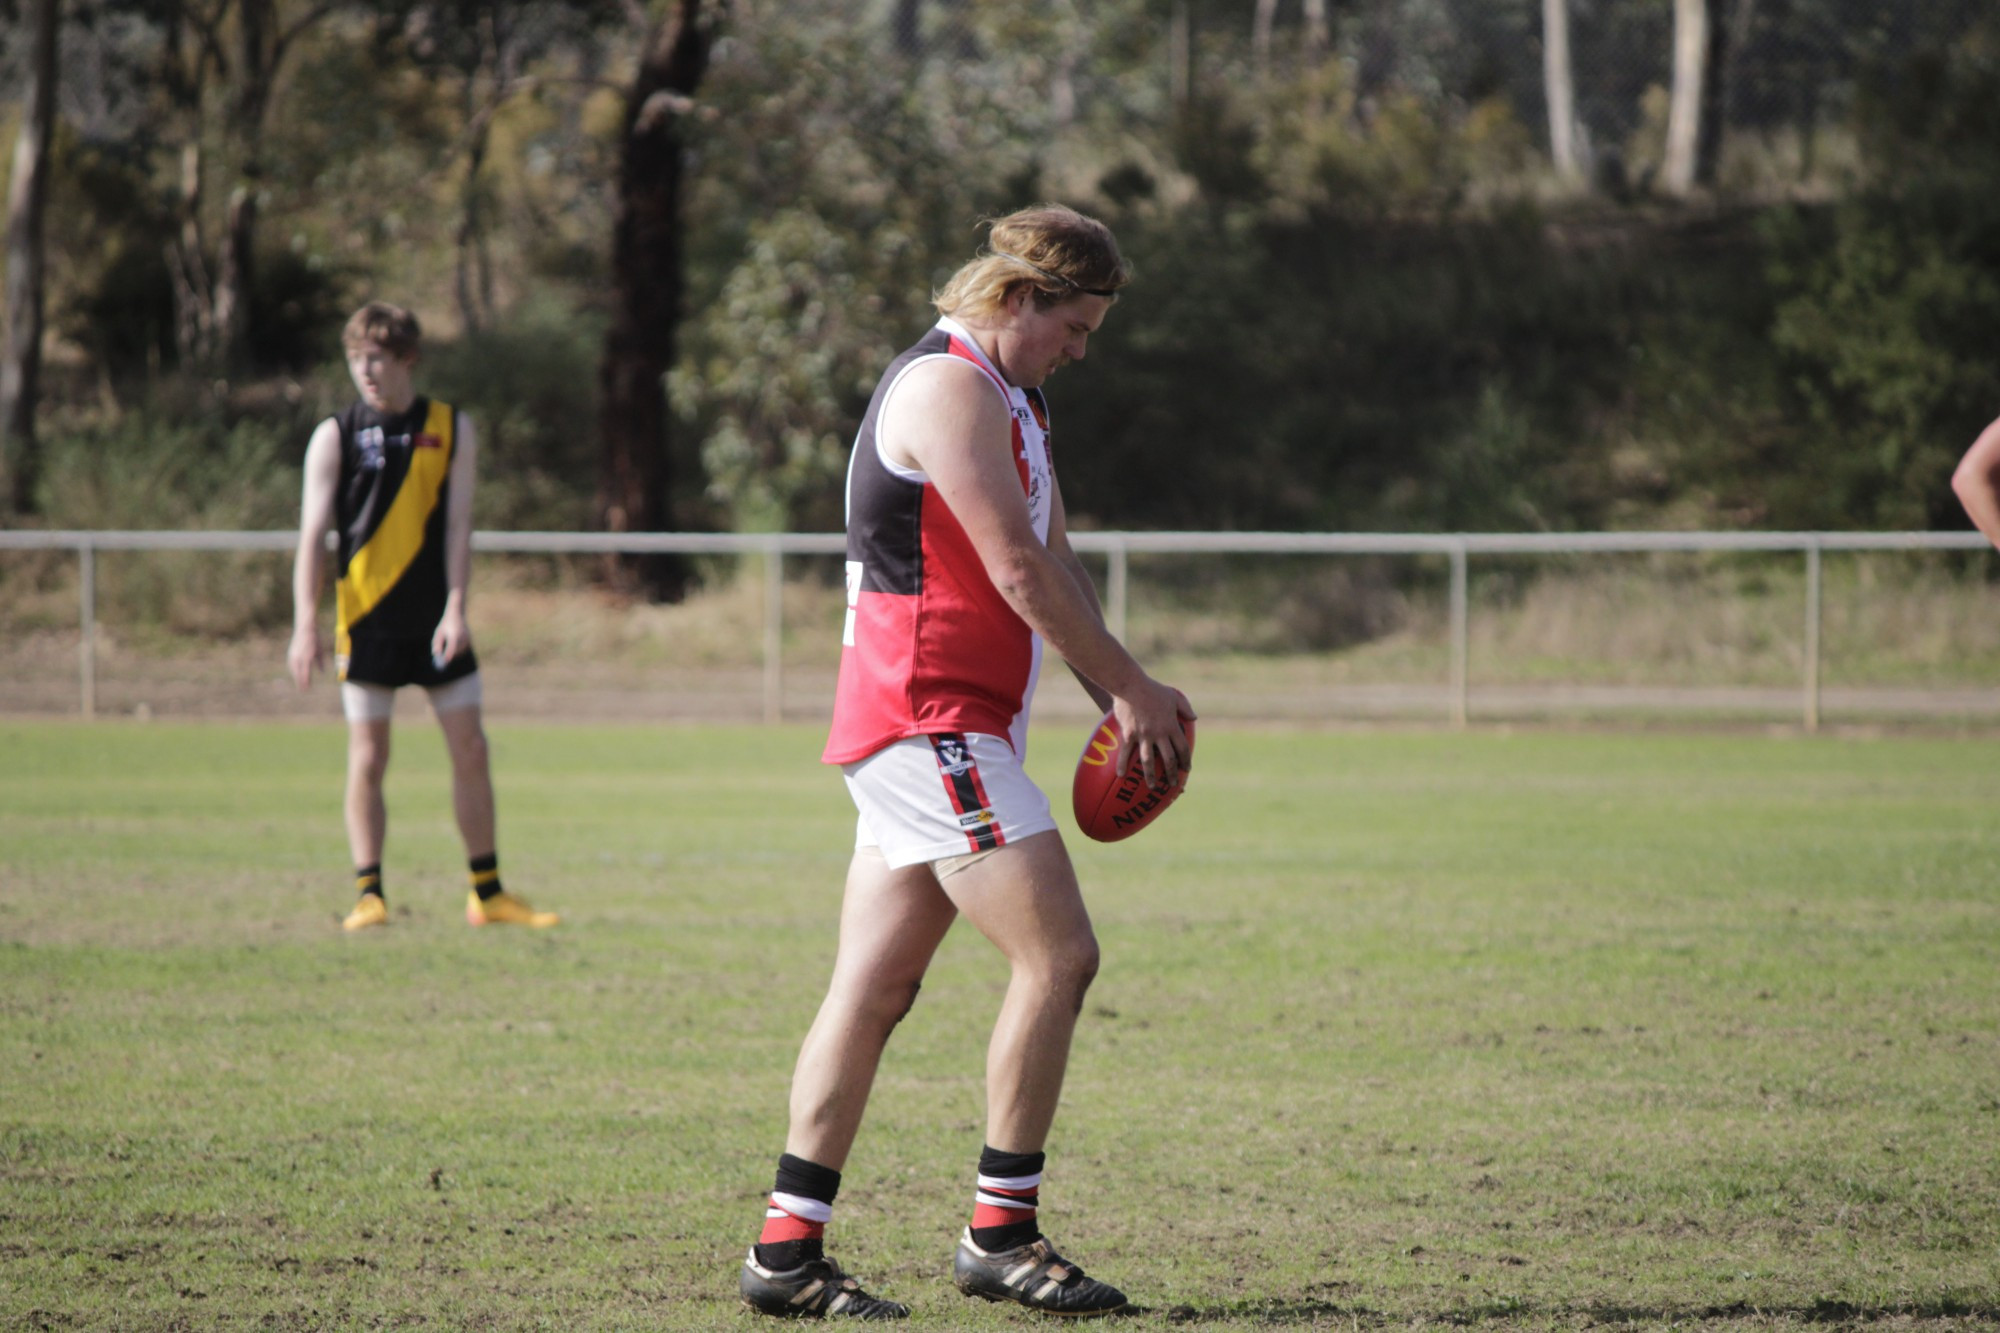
left=762, top=538, right=783, bottom=725
left=1803, top=540, right=1822, bottom=733
left=79, top=537, right=97, bottom=720
left=1106, top=537, right=1129, bottom=644
left=1449, top=541, right=1468, bottom=729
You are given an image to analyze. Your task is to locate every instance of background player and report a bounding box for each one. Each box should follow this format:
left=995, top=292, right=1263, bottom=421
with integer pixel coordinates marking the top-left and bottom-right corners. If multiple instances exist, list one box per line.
left=1952, top=412, right=2000, bottom=549
left=288, top=301, right=557, bottom=932
left=739, top=205, right=1193, bottom=1320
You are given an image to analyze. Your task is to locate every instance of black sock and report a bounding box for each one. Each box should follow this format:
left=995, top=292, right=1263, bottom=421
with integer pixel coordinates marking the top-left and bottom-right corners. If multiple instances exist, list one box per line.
left=469, top=852, right=502, bottom=901
left=355, top=864, right=383, bottom=901
left=755, top=1153, right=842, bottom=1271
left=970, top=1145, right=1044, bottom=1252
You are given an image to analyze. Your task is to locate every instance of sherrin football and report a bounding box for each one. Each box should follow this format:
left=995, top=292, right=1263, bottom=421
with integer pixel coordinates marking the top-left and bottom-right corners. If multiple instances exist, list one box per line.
left=1071, top=709, right=1195, bottom=843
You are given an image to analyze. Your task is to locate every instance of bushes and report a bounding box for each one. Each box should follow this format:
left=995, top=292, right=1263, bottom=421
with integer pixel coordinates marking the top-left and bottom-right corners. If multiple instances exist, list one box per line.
left=1759, top=19, right=2000, bottom=531
left=26, top=408, right=309, bottom=636
left=420, top=298, right=604, bottom=532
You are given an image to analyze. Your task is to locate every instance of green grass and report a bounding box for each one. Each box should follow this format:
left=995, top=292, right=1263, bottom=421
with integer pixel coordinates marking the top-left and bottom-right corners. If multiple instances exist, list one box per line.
left=2, top=720, right=1997, bottom=1331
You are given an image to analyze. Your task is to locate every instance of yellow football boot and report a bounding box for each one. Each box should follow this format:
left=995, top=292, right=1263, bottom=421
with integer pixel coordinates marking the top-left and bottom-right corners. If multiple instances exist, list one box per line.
left=466, top=890, right=559, bottom=928
left=342, top=895, right=389, bottom=931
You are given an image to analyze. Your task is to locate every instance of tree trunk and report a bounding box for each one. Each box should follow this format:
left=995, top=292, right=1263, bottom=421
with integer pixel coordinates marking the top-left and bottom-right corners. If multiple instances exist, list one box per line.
left=1542, top=0, right=1582, bottom=184
left=216, top=174, right=258, bottom=365
left=1663, top=0, right=1708, bottom=196
left=1697, top=0, right=1747, bottom=187
left=455, top=118, right=492, bottom=334
left=2, top=0, right=60, bottom=516
left=1252, top=0, right=1277, bottom=79
left=1302, top=0, right=1327, bottom=62
left=597, top=0, right=713, bottom=600
left=1168, top=1, right=1190, bottom=108
left=168, top=138, right=215, bottom=367
left=213, top=0, right=278, bottom=370
left=892, top=0, right=921, bottom=58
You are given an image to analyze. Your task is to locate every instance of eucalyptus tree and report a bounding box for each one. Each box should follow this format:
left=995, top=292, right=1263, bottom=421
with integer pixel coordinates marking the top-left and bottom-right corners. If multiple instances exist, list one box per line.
left=670, top=0, right=1141, bottom=534
left=140, top=0, right=350, bottom=369
left=1543, top=0, right=1580, bottom=183
left=1, top=0, right=60, bottom=514
left=385, top=0, right=618, bottom=332
left=595, top=0, right=713, bottom=598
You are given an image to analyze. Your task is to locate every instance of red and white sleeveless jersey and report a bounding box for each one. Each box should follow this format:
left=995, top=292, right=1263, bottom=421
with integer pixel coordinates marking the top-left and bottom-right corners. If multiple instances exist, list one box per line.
left=823, top=317, right=1055, bottom=765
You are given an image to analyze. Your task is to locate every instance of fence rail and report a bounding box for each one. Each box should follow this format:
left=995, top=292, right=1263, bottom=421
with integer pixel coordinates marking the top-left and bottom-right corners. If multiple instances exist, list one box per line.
left=1, top=528, right=1991, bottom=727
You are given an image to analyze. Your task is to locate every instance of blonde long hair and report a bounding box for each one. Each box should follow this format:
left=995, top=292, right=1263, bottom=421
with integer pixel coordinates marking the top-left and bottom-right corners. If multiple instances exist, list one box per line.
left=934, top=204, right=1130, bottom=318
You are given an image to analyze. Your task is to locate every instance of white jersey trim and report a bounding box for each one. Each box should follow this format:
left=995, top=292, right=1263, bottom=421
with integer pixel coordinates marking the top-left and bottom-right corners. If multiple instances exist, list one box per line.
left=873, top=317, right=1014, bottom=482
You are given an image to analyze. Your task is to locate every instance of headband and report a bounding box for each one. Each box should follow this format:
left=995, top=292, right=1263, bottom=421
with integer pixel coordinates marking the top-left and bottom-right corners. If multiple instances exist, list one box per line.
left=989, top=249, right=1119, bottom=299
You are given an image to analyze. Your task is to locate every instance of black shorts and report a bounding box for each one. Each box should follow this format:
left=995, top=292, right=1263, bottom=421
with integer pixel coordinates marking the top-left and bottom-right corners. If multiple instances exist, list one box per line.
left=339, top=636, right=480, bottom=690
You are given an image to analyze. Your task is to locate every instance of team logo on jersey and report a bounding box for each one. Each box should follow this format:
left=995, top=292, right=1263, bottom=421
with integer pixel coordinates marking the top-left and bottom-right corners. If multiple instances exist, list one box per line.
left=1017, top=440, right=1047, bottom=512
left=934, top=738, right=974, bottom=776
left=355, top=425, right=387, bottom=471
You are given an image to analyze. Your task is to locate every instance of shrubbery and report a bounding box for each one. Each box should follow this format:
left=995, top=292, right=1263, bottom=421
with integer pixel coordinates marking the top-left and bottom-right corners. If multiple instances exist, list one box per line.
left=14, top=8, right=2000, bottom=593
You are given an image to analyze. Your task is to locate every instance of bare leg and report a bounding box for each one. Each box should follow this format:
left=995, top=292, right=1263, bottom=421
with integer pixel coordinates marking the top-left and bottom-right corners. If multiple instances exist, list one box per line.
left=345, top=718, right=391, bottom=868
left=783, top=849, right=959, bottom=1170
left=435, top=703, right=495, bottom=859
left=937, top=830, right=1099, bottom=1154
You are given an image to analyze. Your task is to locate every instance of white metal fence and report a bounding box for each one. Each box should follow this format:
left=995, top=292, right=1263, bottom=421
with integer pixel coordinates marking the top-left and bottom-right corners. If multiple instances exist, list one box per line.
left=0, top=528, right=1992, bottom=727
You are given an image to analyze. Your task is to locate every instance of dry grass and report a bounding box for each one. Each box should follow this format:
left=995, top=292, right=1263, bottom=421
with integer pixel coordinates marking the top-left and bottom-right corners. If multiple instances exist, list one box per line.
left=4, top=547, right=1999, bottom=723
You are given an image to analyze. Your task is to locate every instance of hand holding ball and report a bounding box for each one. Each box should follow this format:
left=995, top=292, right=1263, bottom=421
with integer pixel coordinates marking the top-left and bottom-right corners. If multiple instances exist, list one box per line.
left=1071, top=709, right=1196, bottom=842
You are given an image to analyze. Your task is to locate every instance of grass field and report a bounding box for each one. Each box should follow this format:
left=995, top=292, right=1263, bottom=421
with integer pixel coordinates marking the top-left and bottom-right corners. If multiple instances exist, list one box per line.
left=3, top=719, right=1998, bottom=1331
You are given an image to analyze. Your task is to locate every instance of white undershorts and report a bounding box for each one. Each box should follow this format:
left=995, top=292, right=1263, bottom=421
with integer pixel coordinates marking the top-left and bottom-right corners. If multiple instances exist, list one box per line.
left=341, top=671, right=484, bottom=723
left=844, top=732, right=1056, bottom=870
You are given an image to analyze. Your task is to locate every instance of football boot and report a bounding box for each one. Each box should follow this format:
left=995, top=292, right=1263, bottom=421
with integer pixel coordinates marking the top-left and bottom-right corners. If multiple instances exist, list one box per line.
left=739, top=1250, right=909, bottom=1320
left=465, top=890, right=559, bottom=928
left=341, top=895, right=388, bottom=931
left=952, top=1229, right=1129, bottom=1317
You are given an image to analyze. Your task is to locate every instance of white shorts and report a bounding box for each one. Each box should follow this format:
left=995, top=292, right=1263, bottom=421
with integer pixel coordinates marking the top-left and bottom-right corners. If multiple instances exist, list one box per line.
left=844, top=732, right=1057, bottom=870
left=341, top=671, right=484, bottom=723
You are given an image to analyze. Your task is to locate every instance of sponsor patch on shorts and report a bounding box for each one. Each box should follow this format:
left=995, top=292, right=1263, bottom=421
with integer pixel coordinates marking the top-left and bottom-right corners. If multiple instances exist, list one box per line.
left=842, top=732, right=1057, bottom=869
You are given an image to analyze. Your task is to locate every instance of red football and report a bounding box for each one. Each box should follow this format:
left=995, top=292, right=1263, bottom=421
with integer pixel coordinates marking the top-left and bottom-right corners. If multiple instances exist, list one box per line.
left=1071, top=710, right=1196, bottom=843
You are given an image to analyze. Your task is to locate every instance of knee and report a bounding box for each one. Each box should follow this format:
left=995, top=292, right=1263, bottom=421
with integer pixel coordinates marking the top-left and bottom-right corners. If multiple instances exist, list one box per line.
left=349, top=738, right=390, bottom=786
left=1043, top=935, right=1100, bottom=1013
left=851, top=975, right=925, bottom=1036
left=450, top=726, right=490, bottom=775
left=880, top=975, right=925, bottom=1029
left=444, top=720, right=490, bottom=772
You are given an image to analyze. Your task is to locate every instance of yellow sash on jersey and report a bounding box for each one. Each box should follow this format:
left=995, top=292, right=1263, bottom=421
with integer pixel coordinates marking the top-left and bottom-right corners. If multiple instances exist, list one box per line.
left=336, top=400, right=455, bottom=639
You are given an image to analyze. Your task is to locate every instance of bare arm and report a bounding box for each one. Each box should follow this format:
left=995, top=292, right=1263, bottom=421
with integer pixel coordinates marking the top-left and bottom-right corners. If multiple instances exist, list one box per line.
left=886, top=360, right=1191, bottom=784
left=1952, top=415, right=2000, bottom=550
left=287, top=419, right=342, bottom=690
left=1045, top=480, right=1115, bottom=716
left=432, top=413, right=478, bottom=664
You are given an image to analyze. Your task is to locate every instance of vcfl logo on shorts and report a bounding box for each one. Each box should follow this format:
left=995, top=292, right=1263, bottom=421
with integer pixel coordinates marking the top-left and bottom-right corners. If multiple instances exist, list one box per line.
left=929, top=733, right=1004, bottom=852
left=933, top=738, right=974, bottom=777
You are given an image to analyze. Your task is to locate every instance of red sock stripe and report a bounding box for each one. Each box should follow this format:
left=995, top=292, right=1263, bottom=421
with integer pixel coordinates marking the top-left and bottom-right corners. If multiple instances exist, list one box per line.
left=972, top=1184, right=1038, bottom=1231
left=759, top=1200, right=825, bottom=1245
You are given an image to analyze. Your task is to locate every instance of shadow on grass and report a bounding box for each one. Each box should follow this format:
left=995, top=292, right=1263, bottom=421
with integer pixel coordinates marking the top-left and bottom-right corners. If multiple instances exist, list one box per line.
left=1151, top=1296, right=2000, bottom=1327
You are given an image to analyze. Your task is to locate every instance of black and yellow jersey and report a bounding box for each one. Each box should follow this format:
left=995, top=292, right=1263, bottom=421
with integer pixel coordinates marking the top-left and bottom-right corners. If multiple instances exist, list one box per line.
left=333, top=396, right=458, bottom=652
